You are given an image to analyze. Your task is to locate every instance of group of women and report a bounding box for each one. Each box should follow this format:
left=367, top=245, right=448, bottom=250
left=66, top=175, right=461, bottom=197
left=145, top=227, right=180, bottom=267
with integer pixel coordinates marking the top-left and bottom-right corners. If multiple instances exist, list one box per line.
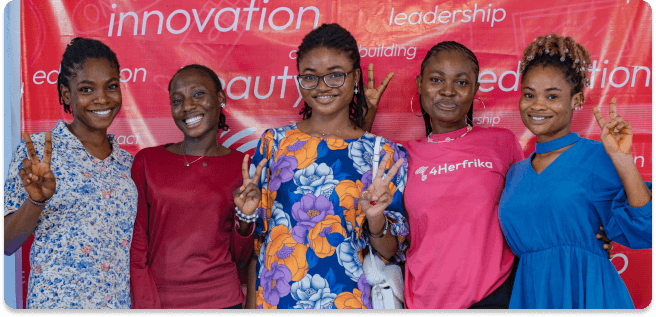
left=3, top=23, right=651, bottom=309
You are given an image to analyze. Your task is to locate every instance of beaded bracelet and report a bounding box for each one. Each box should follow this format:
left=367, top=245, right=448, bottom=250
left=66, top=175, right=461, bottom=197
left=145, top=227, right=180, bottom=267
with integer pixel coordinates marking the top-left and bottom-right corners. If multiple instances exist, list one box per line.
left=26, top=195, right=48, bottom=206
left=366, top=216, right=389, bottom=239
left=235, top=206, right=258, bottom=223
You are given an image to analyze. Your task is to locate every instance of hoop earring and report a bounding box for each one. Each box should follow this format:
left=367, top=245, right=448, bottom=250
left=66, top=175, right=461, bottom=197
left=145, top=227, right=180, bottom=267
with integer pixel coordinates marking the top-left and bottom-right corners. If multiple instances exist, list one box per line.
left=474, top=97, right=487, bottom=123
left=410, top=93, right=424, bottom=117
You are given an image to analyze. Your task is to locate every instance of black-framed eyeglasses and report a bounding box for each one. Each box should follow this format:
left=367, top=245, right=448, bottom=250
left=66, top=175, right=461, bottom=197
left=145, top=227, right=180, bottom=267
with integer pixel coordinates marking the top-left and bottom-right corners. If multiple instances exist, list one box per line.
left=296, top=69, right=356, bottom=89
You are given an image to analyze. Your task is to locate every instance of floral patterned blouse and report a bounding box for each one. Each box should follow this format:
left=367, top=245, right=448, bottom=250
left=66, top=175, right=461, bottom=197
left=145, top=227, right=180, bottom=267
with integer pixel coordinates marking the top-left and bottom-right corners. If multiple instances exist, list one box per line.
left=3, top=121, right=137, bottom=309
left=250, top=123, right=409, bottom=309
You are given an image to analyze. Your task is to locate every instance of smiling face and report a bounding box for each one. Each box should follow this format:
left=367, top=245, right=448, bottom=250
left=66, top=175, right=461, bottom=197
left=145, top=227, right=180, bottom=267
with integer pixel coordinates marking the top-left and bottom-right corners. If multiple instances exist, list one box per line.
left=60, top=58, right=122, bottom=133
left=417, top=50, right=479, bottom=131
left=520, top=65, right=582, bottom=143
left=297, top=46, right=361, bottom=118
left=169, top=68, right=226, bottom=139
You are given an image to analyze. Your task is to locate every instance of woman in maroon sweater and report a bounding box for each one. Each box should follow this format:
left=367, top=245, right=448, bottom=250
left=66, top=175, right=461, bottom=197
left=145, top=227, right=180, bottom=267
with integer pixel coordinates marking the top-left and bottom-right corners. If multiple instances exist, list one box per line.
left=129, top=64, right=266, bottom=308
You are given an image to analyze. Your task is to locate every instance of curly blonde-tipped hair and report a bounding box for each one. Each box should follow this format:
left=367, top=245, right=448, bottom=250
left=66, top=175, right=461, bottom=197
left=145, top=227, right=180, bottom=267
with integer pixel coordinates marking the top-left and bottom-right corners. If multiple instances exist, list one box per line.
left=520, top=33, right=592, bottom=103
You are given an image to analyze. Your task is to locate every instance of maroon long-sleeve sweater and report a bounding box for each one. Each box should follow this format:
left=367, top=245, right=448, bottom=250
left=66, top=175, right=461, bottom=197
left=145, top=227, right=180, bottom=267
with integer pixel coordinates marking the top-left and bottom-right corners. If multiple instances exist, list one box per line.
left=130, top=145, right=253, bottom=309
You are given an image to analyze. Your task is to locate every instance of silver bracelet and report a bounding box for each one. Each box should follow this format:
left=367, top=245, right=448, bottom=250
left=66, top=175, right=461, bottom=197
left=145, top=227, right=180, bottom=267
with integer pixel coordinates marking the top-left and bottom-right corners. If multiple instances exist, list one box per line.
left=367, top=216, right=389, bottom=239
left=26, top=195, right=48, bottom=206
left=235, top=206, right=258, bottom=223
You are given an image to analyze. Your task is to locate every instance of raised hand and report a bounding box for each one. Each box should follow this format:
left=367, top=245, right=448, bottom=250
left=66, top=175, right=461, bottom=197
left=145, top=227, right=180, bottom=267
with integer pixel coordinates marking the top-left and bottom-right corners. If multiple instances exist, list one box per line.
left=363, top=63, right=395, bottom=111
left=593, top=97, right=633, bottom=156
left=360, top=152, right=405, bottom=220
left=233, top=155, right=267, bottom=216
left=19, top=132, right=56, bottom=203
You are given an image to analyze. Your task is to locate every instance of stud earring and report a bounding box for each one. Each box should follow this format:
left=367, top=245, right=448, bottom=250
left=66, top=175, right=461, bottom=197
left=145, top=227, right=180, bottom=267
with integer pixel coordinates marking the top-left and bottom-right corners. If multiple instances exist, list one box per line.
left=354, top=83, right=359, bottom=94
left=221, top=103, right=226, bottom=108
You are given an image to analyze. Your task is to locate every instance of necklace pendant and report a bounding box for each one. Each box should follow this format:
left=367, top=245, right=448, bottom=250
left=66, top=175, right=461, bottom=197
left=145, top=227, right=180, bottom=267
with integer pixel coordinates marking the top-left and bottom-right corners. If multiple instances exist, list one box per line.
left=184, top=162, right=190, bottom=167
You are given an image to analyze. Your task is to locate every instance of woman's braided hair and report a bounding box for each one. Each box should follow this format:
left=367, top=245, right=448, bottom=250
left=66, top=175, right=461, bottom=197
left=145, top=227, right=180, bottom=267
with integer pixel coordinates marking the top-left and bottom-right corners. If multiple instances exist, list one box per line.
left=57, top=38, right=120, bottom=113
left=419, top=41, right=480, bottom=136
left=296, top=23, right=367, bottom=128
left=520, top=33, right=592, bottom=103
left=168, top=64, right=229, bottom=131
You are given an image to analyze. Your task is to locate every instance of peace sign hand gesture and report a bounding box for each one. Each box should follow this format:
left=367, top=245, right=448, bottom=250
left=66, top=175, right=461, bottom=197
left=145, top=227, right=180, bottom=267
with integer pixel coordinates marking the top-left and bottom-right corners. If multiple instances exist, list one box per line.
left=19, top=132, right=56, bottom=203
left=360, top=152, right=405, bottom=219
left=593, top=97, right=633, bottom=156
left=363, top=63, right=395, bottom=111
left=233, top=155, right=268, bottom=216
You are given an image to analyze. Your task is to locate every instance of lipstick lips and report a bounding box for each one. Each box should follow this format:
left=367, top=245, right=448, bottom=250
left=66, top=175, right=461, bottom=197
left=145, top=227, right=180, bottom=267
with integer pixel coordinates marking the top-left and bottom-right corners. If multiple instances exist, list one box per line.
left=184, top=114, right=204, bottom=128
left=88, top=107, right=115, bottom=117
left=435, top=100, right=458, bottom=111
left=526, top=113, right=553, bottom=124
left=313, top=94, right=338, bottom=105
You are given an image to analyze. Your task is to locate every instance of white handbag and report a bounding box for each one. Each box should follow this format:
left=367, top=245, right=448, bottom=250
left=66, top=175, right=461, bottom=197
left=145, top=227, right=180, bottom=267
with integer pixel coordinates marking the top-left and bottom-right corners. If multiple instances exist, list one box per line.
left=362, top=136, right=405, bottom=309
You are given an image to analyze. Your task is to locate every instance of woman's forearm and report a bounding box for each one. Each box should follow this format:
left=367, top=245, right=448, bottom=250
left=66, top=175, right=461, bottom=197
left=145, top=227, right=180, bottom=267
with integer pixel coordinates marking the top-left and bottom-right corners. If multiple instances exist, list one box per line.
left=608, top=153, right=652, bottom=207
left=367, top=215, right=398, bottom=259
left=4, top=201, right=44, bottom=255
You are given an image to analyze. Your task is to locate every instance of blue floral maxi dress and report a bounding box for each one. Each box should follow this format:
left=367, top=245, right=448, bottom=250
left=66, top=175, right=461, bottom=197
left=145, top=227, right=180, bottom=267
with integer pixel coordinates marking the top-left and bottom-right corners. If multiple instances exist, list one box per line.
left=3, top=121, right=138, bottom=308
left=498, top=137, right=651, bottom=308
left=250, top=124, right=409, bottom=309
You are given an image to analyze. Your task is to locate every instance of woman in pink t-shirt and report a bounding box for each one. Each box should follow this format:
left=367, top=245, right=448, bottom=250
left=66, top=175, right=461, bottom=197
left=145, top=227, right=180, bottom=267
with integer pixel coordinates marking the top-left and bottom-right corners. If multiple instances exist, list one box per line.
left=400, top=41, right=524, bottom=309
left=381, top=42, right=611, bottom=309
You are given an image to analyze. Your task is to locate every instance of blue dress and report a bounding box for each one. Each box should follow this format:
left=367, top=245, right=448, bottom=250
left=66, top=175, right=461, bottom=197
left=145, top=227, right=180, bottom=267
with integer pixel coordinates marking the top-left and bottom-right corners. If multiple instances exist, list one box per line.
left=498, top=137, right=651, bottom=308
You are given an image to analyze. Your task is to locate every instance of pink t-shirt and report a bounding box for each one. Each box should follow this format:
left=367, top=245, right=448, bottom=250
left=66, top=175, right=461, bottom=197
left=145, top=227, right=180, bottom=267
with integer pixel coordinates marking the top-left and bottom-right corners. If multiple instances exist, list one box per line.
left=403, top=126, right=524, bottom=309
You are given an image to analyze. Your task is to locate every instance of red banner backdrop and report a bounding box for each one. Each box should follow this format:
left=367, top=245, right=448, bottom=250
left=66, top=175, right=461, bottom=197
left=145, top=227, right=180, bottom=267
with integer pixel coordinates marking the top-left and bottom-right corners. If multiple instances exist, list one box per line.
left=18, top=0, right=651, bottom=309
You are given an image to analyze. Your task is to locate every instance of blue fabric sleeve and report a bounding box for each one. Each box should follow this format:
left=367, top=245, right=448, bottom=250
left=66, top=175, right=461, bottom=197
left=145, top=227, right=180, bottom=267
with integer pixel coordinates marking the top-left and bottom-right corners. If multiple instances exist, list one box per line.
left=592, top=147, right=652, bottom=249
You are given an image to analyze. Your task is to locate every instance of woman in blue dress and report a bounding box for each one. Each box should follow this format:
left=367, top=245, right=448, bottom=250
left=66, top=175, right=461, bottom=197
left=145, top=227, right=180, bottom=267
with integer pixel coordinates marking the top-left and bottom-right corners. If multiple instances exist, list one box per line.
left=498, top=33, right=652, bottom=308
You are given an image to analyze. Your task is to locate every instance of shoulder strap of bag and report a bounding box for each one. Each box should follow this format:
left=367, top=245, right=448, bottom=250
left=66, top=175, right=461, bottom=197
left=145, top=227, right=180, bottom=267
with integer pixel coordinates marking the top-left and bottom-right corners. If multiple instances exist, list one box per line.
left=372, top=136, right=383, bottom=176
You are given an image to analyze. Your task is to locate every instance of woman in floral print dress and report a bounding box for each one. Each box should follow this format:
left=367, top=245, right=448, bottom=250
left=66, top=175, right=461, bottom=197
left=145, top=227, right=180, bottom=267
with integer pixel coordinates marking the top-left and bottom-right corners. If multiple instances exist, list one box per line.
left=3, top=38, right=137, bottom=308
left=246, top=23, right=407, bottom=310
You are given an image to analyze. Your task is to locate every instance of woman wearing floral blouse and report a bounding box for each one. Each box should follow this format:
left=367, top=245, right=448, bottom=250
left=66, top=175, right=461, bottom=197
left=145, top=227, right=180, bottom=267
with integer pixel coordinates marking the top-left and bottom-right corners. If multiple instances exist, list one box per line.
left=246, top=24, right=406, bottom=309
left=3, top=38, right=136, bottom=308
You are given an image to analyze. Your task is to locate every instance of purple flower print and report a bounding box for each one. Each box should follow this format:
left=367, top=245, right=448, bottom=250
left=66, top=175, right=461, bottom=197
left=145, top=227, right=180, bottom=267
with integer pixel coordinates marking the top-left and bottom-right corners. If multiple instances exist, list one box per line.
left=358, top=274, right=373, bottom=309
left=291, top=194, right=334, bottom=243
left=387, top=141, right=408, bottom=167
left=360, top=170, right=373, bottom=192
left=261, top=262, right=292, bottom=306
left=269, top=154, right=298, bottom=191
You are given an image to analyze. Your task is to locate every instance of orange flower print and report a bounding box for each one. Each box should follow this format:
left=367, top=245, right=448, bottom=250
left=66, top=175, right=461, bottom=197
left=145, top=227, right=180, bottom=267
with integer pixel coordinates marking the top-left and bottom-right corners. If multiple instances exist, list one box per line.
left=259, top=130, right=275, bottom=159
left=101, top=262, right=111, bottom=272
left=381, top=143, right=395, bottom=170
left=266, top=225, right=309, bottom=281
left=335, top=180, right=364, bottom=210
left=33, top=265, right=42, bottom=275
left=326, top=138, right=348, bottom=150
left=254, top=238, right=263, bottom=258
left=278, top=129, right=321, bottom=169
left=122, top=239, right=129, bottom=248
left=335, top=289, right=367, bottom=309
left=81, top=245, right=91, bottom=254
left=308, top=215, right=347, bottom=258
left=257, top=286, right=277, bottom=309
left=343, top=208, right=365, bottom=236
left=260, top=189, right=277, bottom=216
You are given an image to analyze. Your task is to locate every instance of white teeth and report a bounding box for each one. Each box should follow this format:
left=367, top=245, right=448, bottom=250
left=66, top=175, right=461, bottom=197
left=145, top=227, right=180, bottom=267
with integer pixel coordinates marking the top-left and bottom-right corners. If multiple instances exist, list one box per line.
left=185, top=115, right=202, bottom=125
left=532, top=117, right=545, bottom=121
left=317, top=96, right=333, bottom=99
left=92, top=109, right=111, bottom=115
